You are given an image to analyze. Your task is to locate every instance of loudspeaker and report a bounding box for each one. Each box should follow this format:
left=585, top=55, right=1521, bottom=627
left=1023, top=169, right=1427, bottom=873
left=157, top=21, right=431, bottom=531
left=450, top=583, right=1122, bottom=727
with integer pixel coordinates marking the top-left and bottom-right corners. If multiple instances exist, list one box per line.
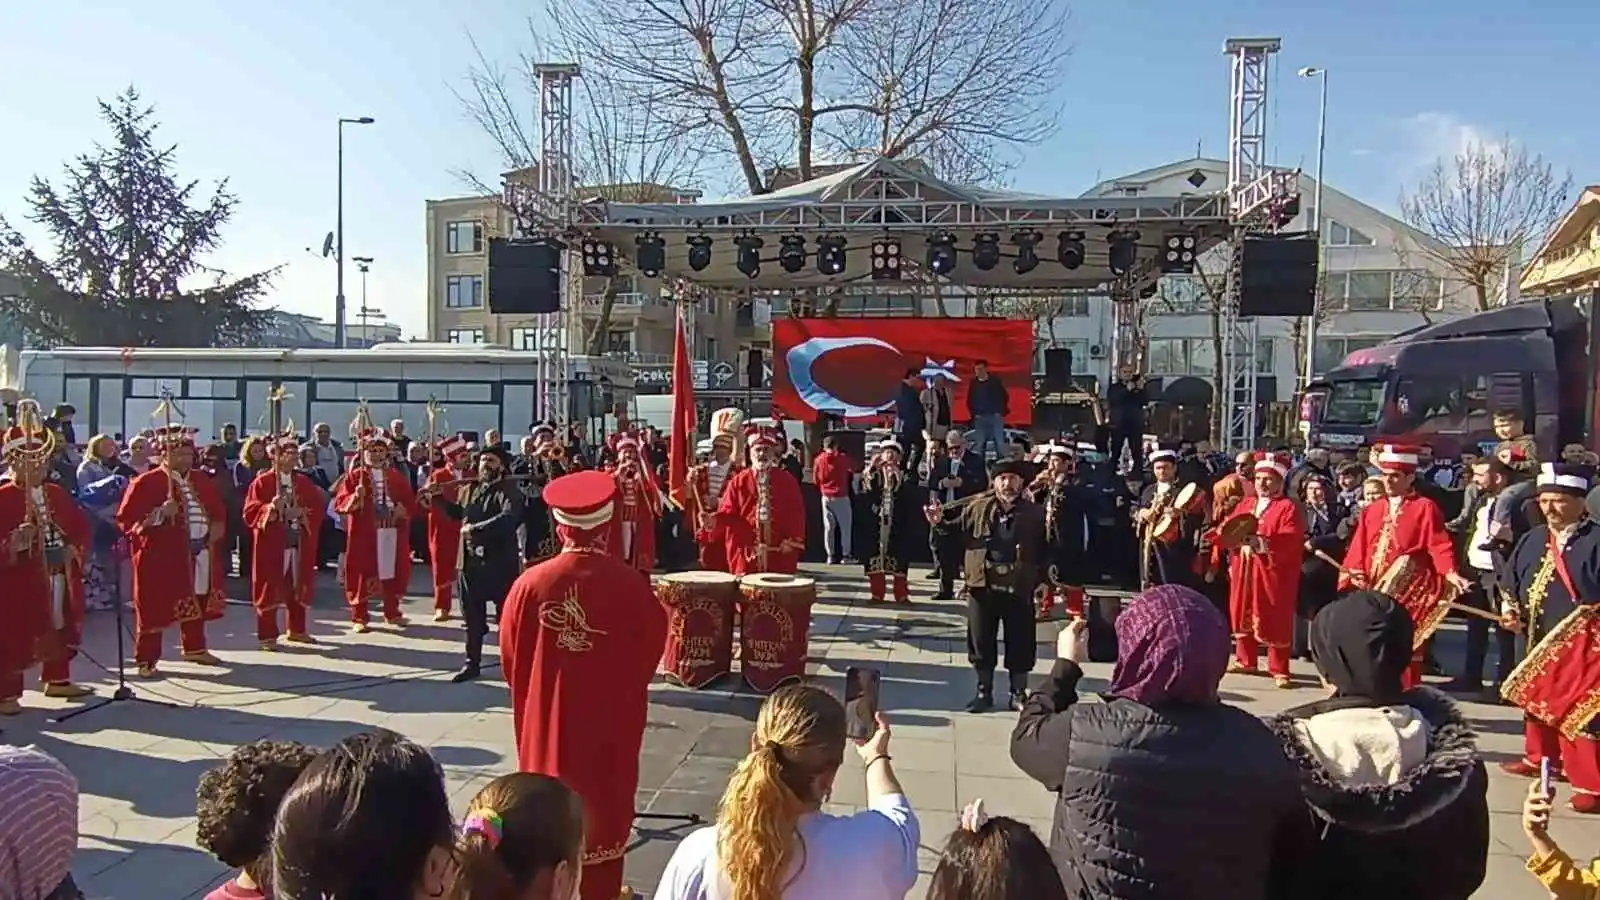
left=746, top=348, right=765, bottom=388
left=488, top=238, right=563, bottom=314
left=1043, top=348, right=1073, bottom=391
left=1239, top=232, right=1319, bottom=317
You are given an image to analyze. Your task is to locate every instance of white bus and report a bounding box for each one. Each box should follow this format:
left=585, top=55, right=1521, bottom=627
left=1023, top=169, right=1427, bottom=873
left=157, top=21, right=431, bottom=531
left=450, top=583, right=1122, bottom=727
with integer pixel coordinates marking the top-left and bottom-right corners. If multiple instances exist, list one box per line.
left=10, top=345, right=635, bottom=444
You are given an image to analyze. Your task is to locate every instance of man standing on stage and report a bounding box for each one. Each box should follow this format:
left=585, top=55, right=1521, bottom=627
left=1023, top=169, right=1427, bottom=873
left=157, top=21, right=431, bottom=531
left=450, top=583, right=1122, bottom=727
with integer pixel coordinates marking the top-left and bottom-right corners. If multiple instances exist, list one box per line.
left=423, top=435, right=472, bottom=621
left=716, top=429, right=806, bottom=575
left=610, top=435, right=662, bottom=573
left=116, top=423, right=227, bottom=676
left=501, top=471, right=668, bottom=900
left=927, top=460, right=1046, bottom=712
left=1134, top=448, right=1202, bottom=588
left=1499, top=463, right=1600, bottom=814
left=333, top=416, right=418, bottom=632
left=1223, top=452, right=1304, bottom=688
left=0, top=404, right=93, bottom=714
left=1029, top=442, right=1090, bottom=620
left=1340, top=442, right=1471, bottom=688
left=242, top=432, right=325, bottom=650
left=691, top=407, right=745, bottom=570
left=423, top=447, right=523, bottom=683
left=861, top=440, right=920, bottom=603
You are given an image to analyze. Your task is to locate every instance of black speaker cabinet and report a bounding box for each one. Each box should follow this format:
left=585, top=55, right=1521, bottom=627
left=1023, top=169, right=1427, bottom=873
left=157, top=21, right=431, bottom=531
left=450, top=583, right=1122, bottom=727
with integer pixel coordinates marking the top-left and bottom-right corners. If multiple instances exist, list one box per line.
left=1239, top=232, right=1319, bottom=317
left=488, top=238, right=563, bottom=315
left=1043, top=347, right=1074, bottom=391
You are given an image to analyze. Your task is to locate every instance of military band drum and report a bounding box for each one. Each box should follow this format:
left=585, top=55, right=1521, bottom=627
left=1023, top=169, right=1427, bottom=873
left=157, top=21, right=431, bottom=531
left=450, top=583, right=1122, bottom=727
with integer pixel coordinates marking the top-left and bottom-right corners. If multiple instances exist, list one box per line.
left=655, top=570, right=740, bottom=688
left=737, top=573, right=818, bottom=693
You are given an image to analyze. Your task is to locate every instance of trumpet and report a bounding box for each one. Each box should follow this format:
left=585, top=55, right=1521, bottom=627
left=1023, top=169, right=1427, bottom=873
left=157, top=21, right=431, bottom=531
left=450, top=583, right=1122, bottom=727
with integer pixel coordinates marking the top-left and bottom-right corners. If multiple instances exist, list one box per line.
left=540, top=442, right=567, bottom=461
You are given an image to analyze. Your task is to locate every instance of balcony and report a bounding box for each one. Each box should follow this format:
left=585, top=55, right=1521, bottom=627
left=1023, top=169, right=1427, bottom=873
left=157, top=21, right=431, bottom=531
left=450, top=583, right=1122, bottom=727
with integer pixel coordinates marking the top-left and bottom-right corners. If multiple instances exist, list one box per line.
left=580, top=291, right=673, bottom=326
left=1521, top=244, right=1600, bottom=297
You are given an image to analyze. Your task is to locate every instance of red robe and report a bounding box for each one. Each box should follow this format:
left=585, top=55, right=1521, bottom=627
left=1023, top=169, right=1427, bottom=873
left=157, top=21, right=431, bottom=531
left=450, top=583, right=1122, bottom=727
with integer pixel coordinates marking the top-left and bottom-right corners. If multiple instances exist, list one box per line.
left=1226, top=496, right=1303, bottom=647
left=689, top=461, right=740, bottom=571
left=333, top=465, right=418, bottom=588
left=501, top=550, right=668, bottom=900
left=424, top=466, right=469, bottom=601
left=1339, top=493, right=1455, bottom=593
left=242, top=471, right=326, bottom=613
left=716, top=465, right=806, bottom=576
left=0, top=483, right=90, bottom=680
left=612, top=471, right=661, bottom=573
left=116, top=467, right=228, bottom=631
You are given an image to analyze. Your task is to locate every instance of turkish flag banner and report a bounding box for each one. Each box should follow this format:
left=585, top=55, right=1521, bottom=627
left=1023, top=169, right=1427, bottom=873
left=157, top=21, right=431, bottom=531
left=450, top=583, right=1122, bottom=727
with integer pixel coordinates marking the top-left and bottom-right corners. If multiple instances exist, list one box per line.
left=771, top=318, right=1033, bottom=425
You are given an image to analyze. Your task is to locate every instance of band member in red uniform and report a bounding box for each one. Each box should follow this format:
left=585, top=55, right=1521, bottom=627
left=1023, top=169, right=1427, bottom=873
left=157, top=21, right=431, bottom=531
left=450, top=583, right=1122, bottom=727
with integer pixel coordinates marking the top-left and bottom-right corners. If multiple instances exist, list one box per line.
left=861, top=439, right=922, bottom=603
left=1224, top=452, right=1304, bottom=687
left=424, top=435, right=472, bottom=620
left=500, top=471, right=668, bottom=900
left=116, top=423, right=228, bottom=676
left=0, top=402, right=93, bottom=714
left=1499, top=463, right=1600, bottom=814
left=688, top=407, right=744, bottom=571
left=1339, top=442, right=1471, bottom=689
left=333, top=409, right=419, bottom=632
left=716, top=428, right=806, bottom=575
left=242, top=432, right=325, bottom=649
left=610, top=435, right=661, bottom=574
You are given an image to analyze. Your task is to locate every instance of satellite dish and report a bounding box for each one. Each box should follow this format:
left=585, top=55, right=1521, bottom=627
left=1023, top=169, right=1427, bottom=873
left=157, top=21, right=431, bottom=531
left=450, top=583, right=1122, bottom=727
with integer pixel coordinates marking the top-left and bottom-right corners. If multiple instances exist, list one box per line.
left=320, top=232, right=335, bottom=258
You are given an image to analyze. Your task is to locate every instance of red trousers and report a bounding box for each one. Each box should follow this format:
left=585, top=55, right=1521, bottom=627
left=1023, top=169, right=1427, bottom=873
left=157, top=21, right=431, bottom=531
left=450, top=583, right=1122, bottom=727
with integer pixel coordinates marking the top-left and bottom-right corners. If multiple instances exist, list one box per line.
left=257, top=603, right=309, bottom=642
left=345, top=577, right=405, bottom=624
left=0, top=645, right=77, bottom=700
left=1525, top=718, right=1600, bottom=795
left=432, top=581, right=454, bottom=615
left=1234, top=636, right=1292, bottom=678
left=135, top=618, right=209, bottom=666
left=867, top=572, right=908, bottom=602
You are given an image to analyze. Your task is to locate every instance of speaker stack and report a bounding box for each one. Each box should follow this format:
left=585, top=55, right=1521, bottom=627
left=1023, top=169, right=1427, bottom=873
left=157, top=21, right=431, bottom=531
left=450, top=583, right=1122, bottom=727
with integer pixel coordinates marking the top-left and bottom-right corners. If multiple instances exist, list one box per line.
left=1238, top=232, right=1319, bottom=317
left=487, top=238, right=564, bottom=315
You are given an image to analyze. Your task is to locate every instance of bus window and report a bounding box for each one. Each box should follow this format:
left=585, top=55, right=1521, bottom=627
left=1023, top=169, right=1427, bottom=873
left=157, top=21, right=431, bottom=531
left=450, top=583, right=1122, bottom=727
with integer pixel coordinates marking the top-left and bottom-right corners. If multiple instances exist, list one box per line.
left=1394, top=375, right=1469, bottom=432
left=1322, top=379, right=1386, bottom=427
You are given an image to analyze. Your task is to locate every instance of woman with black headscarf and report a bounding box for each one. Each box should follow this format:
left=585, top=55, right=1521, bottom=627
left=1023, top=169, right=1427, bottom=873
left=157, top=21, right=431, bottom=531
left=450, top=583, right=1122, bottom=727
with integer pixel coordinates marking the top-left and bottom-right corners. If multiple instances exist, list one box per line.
left=1269, top=591, right=1490, bottom=900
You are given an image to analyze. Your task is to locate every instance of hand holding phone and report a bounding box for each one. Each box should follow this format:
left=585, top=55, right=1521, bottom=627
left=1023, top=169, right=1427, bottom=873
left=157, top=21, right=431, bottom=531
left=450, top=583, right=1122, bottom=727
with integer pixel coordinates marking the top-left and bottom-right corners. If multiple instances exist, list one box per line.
left=844, top=666, right=883, bottom=742
left=1541, top=758, right=1554, bottom=798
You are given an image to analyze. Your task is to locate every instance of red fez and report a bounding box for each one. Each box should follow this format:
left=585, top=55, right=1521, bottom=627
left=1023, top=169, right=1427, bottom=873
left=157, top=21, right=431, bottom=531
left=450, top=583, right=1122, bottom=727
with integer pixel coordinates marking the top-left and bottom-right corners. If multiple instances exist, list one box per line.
left=544, top=470, right=619, bottom=530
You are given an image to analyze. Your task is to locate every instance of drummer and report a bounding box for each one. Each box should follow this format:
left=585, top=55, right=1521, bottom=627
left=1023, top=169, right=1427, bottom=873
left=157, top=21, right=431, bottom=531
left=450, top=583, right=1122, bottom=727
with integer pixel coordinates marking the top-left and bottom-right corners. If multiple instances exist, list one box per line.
left=1133, top=448, right=1204, bottom=588
left=1222, top=452, right=1304, bottom=687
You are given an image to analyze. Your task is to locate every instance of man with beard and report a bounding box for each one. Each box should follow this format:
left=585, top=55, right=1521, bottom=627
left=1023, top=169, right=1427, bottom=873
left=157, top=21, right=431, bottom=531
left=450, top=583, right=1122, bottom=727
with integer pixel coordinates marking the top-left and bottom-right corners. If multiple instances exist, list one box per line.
left=861, top=440, right=922, bottom=603
left=1028, top=443, right=1091, bottom=620
left=610, top=435, right=662, bottom=574
left=422, top=435, right=473, bottom=621
left=332, top=411, right=419, bottom=632
left=1134, top=448, right=1203, bottom=589
left=1220, top=452, right=1304, bottom=687
left=715, top=428, right=806, bottom=575
left=242, top=431, right=325, bottom=650
left=424, top=447, right=523, bottom=682
left=925, top=430, right=989, bottom=600
left=927, top=460, right=1046, bottom=712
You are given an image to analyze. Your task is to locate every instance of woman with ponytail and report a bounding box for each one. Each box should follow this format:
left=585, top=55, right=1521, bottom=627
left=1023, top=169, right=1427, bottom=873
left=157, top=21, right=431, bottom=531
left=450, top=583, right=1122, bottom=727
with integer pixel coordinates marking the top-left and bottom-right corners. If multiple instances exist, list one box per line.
left=453, top=773, right=585, bottom=900
left=653, top=684, right=919, bottom=900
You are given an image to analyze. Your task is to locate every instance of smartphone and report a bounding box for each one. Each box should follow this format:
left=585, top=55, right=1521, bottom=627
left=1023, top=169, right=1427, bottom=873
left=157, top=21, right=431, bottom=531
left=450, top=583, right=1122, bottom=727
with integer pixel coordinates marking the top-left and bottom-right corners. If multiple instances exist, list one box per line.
left=843, top=666, right=883, bottom=741
left=1541, top=758, right=1554, bottom=797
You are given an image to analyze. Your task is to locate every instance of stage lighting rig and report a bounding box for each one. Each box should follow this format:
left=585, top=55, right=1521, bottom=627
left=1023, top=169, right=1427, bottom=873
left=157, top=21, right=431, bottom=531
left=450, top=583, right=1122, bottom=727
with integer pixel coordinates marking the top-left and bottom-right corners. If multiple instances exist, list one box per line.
left=817, top=235, right=847, bottom=276
left=635, top=233, right=666, bottom=277
left=1107, top=230, right=1139, bottom=277
left=1012, top=231, right=1042, bottom=275
left=581, top=238, right=617, bottom=277
left=1057, top=231, right=1085, bottom=269
left=734, top=235, right=764, bottom=279
left=925, top=233, right=957, bottom=276
left=1267, top=193, right=1302, bottom=230
left=686, top=235, right=713, bottom=272
left=1159, top=233, right=1198, bottom=274
left=972, top=233, right=1001, bottom=271
left=870, top=237, right=902, bottom=281
left=779, top=235, right=807, bottom=273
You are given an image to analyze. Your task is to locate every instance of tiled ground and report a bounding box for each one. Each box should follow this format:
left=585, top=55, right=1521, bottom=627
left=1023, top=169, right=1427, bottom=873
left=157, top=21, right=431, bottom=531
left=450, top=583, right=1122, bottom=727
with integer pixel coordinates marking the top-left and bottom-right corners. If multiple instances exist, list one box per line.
left=0, top=564, right=1578, bottom=899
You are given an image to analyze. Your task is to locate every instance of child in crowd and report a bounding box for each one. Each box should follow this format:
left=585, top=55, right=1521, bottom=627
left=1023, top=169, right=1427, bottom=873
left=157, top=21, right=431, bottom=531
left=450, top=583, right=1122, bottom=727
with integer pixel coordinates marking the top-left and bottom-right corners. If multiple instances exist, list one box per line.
left=927, top=800, right=1066, bottom=900
left=1524, top=781, right=1599, bottom=898
left=196, top=740, right=318, bottom=900
left=454, top=772, right=586, bottom=900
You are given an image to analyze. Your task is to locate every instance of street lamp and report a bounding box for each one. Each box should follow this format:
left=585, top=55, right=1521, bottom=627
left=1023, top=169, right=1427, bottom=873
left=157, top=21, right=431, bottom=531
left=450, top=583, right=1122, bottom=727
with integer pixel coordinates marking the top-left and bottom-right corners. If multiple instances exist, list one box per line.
left=336, top=116, right=376, bottom=349
left=1297, top=66, right=1328, bottom=389
left=352, top=256, right=377, bottom=347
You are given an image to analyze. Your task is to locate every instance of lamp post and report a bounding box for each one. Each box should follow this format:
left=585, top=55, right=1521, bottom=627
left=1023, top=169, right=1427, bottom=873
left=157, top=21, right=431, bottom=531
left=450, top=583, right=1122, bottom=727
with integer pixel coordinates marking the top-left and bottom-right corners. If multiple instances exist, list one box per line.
left=336, top=116, right=376, bottom=349
left=352, top=256, right=376, bottom=347
left=1297, top=66, right=1328, bottom=390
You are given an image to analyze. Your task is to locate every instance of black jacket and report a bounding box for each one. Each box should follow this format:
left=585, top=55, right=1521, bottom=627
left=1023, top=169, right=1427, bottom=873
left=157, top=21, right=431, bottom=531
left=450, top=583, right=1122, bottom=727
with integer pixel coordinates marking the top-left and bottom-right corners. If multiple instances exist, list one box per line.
left=1011, top=659, right=1309, bottom=900
left=1268, top=688, right=1489, bottom=900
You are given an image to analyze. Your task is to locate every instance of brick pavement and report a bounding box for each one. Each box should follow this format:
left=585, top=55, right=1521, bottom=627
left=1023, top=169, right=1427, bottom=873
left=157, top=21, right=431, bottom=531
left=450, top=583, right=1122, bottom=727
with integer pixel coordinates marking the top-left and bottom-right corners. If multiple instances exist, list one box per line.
left=0, top=564, right=1580, bottom=898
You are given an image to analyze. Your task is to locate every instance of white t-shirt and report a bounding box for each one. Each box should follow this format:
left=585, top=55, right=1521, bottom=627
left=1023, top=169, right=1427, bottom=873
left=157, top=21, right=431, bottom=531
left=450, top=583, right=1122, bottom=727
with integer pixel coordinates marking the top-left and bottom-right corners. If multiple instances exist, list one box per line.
left=652, top=793, right=920, bottom=900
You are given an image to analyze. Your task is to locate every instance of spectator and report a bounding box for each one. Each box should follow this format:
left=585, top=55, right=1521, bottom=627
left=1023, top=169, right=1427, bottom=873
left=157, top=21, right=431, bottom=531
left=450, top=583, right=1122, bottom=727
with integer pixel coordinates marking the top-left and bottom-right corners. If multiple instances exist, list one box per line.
left=892, top=369, right=928, bottom=474
left=196, top=740, right=318, bottom=900
left=1522, top=779, right=1600, bottom=898
left=219, top=423, right=242, bottom=463
left=1288, top=448, right=1333, bottom=500
left=271, top=730, right=457, bottom=900
left=1297, top=475, right=1345, bottom=657
left=813, top=436, right=858, bottom=564
left=454, top=772, right=585, bottom=900
left=1104, top=366, right=1146, bottom=471
left=1445, top=458, right=1517, bottom=695
left=124, top=434, right=154, bottom=474
left=233, top=437, right=271, bottom=580
left=78, top=434, right=137, bottom=611
left=389, top=419, right=412, bottom=458
left=0, top=744, right=81, bottom=900
left=967, top=360, right=1009, bottom=460
left=309, top=423, right=344, bottom=484
left=927, top=801, right=1066, bottom=900
left=1270, top=592, right=1489, bottom=900
left=1010, top=586, right=1307, bottom=900
left=653, top=684, right=919, bottom=900
left=920, top=373, right=955, bottom=444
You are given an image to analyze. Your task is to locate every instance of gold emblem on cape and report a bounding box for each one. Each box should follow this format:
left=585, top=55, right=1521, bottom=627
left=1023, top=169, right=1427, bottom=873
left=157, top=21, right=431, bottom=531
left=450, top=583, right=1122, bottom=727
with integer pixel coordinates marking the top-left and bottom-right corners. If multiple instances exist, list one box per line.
left=538, top=588, right=608, bottom=652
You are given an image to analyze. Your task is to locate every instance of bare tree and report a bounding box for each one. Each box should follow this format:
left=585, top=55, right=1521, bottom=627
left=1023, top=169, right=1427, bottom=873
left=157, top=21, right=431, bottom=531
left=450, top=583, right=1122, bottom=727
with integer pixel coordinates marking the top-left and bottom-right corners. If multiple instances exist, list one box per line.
left=1399, top=138, right=1572, bottom=312
left=989, top=292, right=1065, bottom=369
left=1152, top=248, right=1231, bottom=442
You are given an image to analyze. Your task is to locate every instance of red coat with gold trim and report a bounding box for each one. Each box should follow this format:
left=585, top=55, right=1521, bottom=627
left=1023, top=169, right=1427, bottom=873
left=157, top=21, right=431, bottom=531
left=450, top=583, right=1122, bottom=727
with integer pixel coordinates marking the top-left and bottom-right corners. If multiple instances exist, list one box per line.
left=242, top=470, right=326, bottom=611
left=0, top=482, right=89, bottom=671
left=116, top=467, right=228, bottom=630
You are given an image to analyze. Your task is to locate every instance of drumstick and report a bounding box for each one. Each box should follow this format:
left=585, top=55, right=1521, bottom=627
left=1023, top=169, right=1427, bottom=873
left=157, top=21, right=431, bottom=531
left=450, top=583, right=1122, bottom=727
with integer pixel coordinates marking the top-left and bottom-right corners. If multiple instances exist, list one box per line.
left=1446, top=602, right=1503, bottom=622
left=1306, top=545, right=1348, bottom=572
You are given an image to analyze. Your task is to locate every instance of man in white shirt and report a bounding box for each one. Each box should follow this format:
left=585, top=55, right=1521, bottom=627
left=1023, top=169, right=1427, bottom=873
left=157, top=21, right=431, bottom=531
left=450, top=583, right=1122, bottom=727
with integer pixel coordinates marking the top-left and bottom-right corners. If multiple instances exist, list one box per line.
left=1446, top=457, right=1517, bottom=695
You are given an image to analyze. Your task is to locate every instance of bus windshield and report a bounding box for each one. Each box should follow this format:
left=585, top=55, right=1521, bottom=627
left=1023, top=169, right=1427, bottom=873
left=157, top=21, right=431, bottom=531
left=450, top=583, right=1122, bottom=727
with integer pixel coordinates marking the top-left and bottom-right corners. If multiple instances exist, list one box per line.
left=1321, top=379, right=1387, bottom=427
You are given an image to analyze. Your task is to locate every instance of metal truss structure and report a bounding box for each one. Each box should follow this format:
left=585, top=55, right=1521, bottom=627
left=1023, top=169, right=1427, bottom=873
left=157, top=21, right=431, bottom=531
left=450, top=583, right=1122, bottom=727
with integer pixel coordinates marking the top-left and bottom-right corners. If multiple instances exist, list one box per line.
left=527, top=63, right=579, bottom=425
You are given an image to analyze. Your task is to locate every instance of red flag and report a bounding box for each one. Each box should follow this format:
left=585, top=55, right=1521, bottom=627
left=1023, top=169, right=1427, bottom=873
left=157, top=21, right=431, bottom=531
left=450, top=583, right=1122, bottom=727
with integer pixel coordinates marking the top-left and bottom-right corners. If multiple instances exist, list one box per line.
left=667, top=303, right=696, bottom=509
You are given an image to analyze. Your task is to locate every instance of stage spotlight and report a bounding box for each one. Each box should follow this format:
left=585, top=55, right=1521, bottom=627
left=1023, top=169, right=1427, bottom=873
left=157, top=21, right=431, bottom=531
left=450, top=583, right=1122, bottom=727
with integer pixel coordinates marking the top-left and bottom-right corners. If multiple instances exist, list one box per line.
left=779, top=235, right=807, bottom=273
left=925, top=233, right=957, bottom=276
left=686, top=235, right=713, bottom=272
left=1159, top=233, right=1198, bottom=274
left=635, top=233, right=666, bottom=277
left=870, top=237, right=902, bottom=281
left=581, top=238, right=617, bottom=277
left=734, top=235, right=764, bottom=279
left=1012, top=231, right=1042, bottom=275
left=817, top=236, right=847, bottom=276
left=971, top=233, right=1001, bottom=271
left=1056, top=231, right=1085, bottom=269
left=1107, top=230, right=1139, bottom=277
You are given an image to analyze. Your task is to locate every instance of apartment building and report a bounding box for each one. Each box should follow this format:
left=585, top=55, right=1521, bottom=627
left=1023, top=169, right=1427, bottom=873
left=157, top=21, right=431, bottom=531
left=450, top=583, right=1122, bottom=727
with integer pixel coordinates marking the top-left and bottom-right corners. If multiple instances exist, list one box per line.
left=1520, top=185, right=1600, bottom=297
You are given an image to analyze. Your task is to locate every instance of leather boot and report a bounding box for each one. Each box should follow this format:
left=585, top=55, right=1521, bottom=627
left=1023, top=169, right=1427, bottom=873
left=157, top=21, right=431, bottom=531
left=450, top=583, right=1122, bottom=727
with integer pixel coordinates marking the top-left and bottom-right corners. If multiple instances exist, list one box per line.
left=965, top=671, right=995, bottom=713
left=1008, top=672, right=1030, bottom=710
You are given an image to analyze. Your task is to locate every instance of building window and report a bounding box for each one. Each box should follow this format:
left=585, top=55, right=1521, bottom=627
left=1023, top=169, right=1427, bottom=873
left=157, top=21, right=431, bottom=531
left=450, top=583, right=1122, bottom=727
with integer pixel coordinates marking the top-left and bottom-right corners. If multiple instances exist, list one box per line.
left=1060, top=295, right=1091, bottom=317
left=446, top=329, right=485, bottom=345
left=604, top=330, right=633, bottom=355
left=510, top=327, right=537, bottom=351
left=1148, top=337, right=1277, bottom=378
left=445, top=275, right=484, bottom=309
left=1321, top=269, right=1441, bottom=312
left=1326, top=221, right=1375, bottom=247
left=445, top=221, right=484, bottom=255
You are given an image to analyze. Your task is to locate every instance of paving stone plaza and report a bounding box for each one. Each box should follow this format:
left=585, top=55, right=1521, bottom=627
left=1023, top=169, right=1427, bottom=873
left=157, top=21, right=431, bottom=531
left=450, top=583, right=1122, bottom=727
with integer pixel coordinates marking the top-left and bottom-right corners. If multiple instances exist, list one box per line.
left=0, top=564, right=1579, bottom=899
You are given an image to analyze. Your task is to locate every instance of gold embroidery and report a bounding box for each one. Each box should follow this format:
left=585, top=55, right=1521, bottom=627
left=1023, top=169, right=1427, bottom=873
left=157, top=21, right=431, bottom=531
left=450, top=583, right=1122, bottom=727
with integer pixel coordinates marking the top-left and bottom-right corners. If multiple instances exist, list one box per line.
left=583, top=839, right=626, bottom=864
left=539, top=588, right=608, bottom=652
left=1368, top=503, right=1397, bottom=578
left=1502, top=602, right=1600, bottom=737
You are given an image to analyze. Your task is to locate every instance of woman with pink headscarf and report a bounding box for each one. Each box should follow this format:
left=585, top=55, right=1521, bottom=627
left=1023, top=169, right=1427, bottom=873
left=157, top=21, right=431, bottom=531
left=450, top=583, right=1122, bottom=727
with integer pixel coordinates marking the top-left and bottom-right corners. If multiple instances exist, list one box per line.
left=0, top=745, right=81, bottom=900
left=1008, top=584, right=1311, bottom=900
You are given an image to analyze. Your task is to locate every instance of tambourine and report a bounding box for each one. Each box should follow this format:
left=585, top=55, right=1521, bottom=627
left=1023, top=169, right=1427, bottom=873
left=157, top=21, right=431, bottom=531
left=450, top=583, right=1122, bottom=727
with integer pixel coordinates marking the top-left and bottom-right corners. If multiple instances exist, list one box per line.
left=1151, top=509, right=1183, bottom=544
left=1173, top=482, right=1205, bottom=515
left=1217, top=513, right=1259, bottom=550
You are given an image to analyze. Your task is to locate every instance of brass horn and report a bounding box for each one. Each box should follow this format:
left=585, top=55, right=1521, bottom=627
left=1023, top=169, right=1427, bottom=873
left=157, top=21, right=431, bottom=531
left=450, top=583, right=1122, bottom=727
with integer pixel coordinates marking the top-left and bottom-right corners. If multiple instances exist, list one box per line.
left=8, top=398, right=57, bottom=464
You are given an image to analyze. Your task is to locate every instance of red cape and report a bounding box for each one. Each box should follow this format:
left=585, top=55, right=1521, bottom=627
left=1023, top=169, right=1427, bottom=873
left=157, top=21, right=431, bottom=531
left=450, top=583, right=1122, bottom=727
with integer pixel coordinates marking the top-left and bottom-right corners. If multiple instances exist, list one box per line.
left=242, top=471, right=326, bottom=612
left=0, top=483, right=89, bottom=672
left=116, top=467, right=227, bottom=630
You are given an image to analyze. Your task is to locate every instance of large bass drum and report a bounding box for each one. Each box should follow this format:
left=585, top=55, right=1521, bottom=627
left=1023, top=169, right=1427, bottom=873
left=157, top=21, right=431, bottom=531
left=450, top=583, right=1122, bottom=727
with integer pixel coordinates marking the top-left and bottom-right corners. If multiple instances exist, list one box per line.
left=737, top=574, right=817, bottom=693
left=655, top=571, right=739, bottom=689
left=1373, top=555, right=1461, bottom=650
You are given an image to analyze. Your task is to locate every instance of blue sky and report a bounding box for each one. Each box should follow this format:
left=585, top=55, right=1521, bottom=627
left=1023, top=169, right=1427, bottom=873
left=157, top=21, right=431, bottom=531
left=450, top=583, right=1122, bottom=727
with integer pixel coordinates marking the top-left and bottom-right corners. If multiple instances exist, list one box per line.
left=1, top=0, right=1591, bottom=339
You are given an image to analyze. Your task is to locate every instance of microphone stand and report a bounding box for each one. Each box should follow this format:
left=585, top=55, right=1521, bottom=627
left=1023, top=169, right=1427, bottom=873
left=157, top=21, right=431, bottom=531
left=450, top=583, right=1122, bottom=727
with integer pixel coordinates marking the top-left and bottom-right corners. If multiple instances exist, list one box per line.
left=54, top=538, right=179, bottom=723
